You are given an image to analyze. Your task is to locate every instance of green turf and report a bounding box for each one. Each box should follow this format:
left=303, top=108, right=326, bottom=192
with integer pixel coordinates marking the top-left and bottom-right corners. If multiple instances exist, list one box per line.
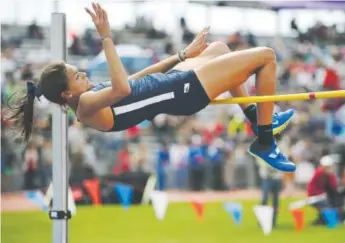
left=1, top=200, right=344, bottom=243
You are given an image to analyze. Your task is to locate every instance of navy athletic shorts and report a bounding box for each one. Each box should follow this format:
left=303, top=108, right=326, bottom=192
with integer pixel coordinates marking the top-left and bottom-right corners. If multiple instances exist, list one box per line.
left=110, top=69, right=211, bottom=131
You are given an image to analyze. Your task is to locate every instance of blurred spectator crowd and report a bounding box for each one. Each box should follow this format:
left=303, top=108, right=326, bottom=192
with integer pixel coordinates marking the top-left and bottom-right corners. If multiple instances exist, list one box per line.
left=1, top=16, right=345, bottom=203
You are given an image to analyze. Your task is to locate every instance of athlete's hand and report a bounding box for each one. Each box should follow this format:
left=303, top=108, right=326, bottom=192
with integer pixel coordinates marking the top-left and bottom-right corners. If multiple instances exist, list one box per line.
left=184, top=26, right=210, bottom=58
left=85, top=2, right=111, bottom=38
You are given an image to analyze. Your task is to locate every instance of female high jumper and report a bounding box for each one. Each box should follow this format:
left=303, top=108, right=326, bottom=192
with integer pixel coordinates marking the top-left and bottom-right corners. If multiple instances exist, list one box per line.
left=7, top=3, right=296, bottom=172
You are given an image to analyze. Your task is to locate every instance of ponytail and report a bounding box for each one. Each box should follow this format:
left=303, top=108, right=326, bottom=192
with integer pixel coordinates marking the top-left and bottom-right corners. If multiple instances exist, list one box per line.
left=5, top=81, right=42, bottom=144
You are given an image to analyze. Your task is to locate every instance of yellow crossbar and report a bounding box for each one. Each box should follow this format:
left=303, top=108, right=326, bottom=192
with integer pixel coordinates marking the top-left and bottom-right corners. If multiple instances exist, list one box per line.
left=211, top=90, right=345, bottom=105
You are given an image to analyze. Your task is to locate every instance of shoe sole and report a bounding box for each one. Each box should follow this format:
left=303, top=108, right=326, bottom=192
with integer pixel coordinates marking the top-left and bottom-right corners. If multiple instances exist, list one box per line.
left=272, top=110, right=295, bottom=135
left=272, top=118, right=291, bottom=135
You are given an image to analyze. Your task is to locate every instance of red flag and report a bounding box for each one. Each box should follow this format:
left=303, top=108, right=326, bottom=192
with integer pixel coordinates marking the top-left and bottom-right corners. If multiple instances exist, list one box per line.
left=191, top=201, right=204, bottom=221
left=292, top=209, right=305, bottom=231
left=83, top=178, right=101, bottom=205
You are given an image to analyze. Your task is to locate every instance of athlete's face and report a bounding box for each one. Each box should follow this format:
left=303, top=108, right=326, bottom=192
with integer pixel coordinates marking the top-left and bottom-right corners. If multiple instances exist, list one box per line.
left=63, top=64, right=92, bottom=99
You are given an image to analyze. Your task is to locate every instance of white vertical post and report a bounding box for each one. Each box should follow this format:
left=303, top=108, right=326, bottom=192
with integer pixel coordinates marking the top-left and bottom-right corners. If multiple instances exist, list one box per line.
left=51, top=1, right=69, bottom=243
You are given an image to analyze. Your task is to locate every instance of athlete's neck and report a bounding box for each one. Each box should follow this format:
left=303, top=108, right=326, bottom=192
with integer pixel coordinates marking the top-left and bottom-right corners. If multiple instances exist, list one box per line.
left=67, top=96, right=80, bottom=112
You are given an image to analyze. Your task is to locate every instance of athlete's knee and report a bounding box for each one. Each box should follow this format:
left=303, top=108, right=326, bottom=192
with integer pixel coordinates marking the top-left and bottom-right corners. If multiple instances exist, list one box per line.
left=210, top=41, right=231, bottom=53
left=250, top=47, right=276, bottom=75
left=257, top=47, right=276, bottom=63
left=204, top=41, right=230, bottom=56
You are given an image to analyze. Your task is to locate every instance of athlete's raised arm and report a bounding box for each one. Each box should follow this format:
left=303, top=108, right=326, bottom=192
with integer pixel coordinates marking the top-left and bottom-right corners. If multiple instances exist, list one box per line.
left=128, top=27, right=210, bottom=81
left=79, top=2, right=130, bottom=117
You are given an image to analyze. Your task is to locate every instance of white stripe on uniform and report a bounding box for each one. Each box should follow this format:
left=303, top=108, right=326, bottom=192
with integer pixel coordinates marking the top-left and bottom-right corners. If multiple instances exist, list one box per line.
left=113, top=92, right=175, bottom=115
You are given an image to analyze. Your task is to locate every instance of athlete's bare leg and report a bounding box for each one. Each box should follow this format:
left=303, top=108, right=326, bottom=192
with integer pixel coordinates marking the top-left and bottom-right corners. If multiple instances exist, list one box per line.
left=191, top=46, right=295, bottom=172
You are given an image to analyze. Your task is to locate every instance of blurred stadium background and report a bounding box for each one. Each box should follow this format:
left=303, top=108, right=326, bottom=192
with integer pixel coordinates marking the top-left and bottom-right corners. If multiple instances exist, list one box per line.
left=1, top=1, right=345, bottom=243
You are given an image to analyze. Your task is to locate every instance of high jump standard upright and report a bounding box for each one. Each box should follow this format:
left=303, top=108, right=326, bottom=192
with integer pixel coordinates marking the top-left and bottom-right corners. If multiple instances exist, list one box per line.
left=49, top=1, right=70, bottom=243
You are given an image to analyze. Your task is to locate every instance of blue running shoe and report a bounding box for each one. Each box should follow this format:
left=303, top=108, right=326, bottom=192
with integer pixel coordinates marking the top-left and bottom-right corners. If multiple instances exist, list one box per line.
left=251, top=109, right=295, bottom=135
left=248, top=139, right=296, bottom=172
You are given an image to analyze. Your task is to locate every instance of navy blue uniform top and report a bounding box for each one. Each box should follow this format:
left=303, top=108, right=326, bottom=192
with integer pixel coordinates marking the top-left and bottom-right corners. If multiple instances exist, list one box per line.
left=90, top=70, right=210, bottom=132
